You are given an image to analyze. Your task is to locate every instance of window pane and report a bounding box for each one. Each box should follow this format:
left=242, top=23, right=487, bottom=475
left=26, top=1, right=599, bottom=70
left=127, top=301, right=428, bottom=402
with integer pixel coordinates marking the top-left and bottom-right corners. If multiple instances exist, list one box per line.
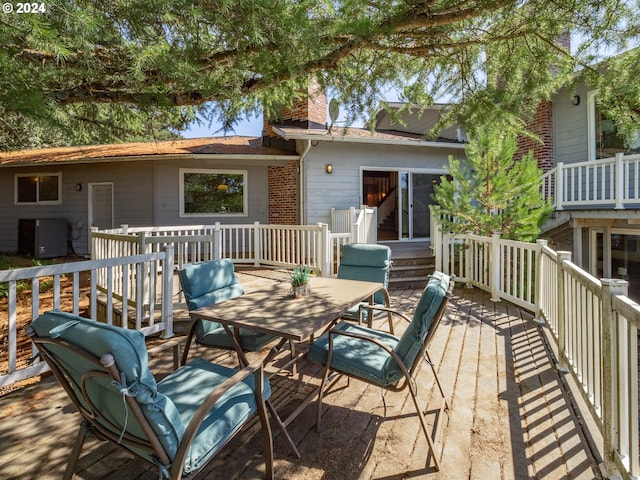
left=38, top=175, right=59, bottom=201
left=596, top=106, right=640, bottom=159
left=17, top=176, right=37, bottom=203
left=183, top=172, right=244, bottom=214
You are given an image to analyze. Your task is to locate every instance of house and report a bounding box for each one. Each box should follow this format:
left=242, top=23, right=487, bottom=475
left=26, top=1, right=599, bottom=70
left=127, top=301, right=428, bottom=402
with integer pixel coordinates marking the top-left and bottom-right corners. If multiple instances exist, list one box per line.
left=0, top=87, right=465, bottom=257
left=524, top=64, right=640, bottom=301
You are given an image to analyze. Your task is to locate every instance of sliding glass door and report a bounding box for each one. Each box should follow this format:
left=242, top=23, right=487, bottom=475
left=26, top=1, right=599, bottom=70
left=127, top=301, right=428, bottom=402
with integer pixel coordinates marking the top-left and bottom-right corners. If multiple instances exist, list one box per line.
left=363, top=169, right=443, bottom=241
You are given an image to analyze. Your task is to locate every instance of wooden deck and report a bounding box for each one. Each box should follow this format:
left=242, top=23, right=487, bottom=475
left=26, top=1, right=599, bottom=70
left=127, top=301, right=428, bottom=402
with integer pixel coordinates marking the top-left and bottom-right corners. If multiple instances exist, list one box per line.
left=0, top=268, right=604, bottom=479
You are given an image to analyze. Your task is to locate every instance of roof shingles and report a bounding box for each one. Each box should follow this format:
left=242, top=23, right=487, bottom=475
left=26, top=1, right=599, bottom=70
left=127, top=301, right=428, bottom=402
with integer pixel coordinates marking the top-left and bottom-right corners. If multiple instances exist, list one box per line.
left=0, top=137, right=295, bottom=167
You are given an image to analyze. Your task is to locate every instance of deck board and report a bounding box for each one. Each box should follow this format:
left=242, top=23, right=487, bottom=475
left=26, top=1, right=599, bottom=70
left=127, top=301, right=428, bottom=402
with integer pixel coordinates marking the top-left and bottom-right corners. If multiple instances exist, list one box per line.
left=0, top=269, right=603, bottom=479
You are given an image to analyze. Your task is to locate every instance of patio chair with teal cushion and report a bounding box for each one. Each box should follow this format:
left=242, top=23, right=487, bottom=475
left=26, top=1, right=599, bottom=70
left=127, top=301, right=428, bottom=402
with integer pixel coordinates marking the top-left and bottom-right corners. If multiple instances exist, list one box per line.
left=179, top=259, right=278, bottom=365
left=337, top=243, right=393, bottom=332
left=27, top=310, right=273, bottom=480
left=308, top=271, right=454, bottom=471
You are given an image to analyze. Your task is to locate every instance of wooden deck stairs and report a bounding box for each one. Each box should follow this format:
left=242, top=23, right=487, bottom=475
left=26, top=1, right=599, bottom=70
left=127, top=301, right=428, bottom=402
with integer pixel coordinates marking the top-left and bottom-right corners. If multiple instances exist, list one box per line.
left=383, top=242, right=435, bottom=290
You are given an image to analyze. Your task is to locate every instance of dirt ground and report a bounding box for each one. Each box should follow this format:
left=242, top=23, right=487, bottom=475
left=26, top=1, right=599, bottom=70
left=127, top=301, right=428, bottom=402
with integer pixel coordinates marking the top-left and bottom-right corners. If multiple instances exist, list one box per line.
left=0, top=256, right=91, bottom=394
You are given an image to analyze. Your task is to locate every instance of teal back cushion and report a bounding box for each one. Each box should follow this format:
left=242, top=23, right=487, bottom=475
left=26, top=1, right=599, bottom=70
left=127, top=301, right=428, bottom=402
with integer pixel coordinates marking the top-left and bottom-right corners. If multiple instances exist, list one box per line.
left=31, top=310, right=184, bottom=461
left=384, top=272, right=450, bottom=382
left=338, top=244, right=391, bottom=304
left=178, top=259, right=244, bottom=311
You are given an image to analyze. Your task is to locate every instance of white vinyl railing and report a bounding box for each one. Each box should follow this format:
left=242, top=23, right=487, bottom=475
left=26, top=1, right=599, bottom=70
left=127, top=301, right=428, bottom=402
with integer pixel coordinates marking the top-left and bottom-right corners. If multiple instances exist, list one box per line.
left=92, top=218, right=378, bottom=279
left=542, top=152, right=640, bottom=210
left=433, top=221, right=640, bottom=480
left=0, top=248, right=174, bottom=388
left=331, top=205, right=378, bottom=242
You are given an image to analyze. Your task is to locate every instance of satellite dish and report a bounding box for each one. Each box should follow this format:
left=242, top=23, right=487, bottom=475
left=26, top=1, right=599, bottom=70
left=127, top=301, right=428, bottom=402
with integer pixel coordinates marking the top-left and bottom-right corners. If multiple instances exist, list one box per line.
left=329, top=98, right=340, bottom=123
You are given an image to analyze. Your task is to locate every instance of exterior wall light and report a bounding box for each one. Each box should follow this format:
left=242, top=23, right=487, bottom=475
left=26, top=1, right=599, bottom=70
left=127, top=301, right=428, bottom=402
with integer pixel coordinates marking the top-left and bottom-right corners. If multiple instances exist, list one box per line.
left=572, top=95, right=581, bottom=106
left=326, top=164, right=333, bottom=174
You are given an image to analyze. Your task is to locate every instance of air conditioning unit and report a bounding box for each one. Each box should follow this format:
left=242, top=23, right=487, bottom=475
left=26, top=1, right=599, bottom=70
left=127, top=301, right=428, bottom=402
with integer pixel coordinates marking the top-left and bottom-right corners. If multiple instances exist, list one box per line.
left=18, top=218, right=68, bottom=259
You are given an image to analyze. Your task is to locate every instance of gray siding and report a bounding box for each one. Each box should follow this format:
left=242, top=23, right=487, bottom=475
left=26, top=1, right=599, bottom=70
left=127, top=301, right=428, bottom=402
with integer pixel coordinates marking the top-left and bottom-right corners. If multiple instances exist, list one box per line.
left=0, top=159, right=270, bottom=256
left=301, top=141, right=464, bottom=226
left=554, top=84, right=591, bottom=164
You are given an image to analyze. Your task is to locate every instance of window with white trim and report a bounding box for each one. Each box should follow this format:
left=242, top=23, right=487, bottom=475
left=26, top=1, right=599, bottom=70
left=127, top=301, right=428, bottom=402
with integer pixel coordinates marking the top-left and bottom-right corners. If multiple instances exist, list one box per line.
left=180, top=169, right=247, bottom=216
left=589, top=92, right=640, bottom=160
left=15, top=173, right=62, bottom=204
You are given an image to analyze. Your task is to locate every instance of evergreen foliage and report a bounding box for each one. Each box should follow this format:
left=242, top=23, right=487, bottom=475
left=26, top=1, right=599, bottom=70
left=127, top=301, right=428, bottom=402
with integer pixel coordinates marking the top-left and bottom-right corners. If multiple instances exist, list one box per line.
left=432, top=126, right=553, bottom=242
left=0, top=0, right=639, bottom=150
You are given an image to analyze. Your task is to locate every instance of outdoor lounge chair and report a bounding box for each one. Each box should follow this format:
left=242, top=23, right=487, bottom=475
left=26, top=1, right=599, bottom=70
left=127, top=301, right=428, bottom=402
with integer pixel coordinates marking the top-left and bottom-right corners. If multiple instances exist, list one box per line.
left=337, top=243, right=394, bottom=332
left=308, top=271, right=454, bottom=471
left=27, top=310, right=274, bottom=480
left=179, top=259, right=278, bottom=365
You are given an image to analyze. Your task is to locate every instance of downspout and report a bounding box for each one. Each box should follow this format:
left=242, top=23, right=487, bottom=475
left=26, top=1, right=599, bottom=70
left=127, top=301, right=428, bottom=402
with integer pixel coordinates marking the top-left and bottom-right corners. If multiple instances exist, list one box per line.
left=298, top=139, right=312, bottom=225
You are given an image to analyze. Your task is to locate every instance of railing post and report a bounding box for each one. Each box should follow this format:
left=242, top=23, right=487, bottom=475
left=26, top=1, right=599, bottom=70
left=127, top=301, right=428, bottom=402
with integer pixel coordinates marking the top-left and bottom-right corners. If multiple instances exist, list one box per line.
left=615, top=152, right=625, bottom=209
left=161, top=245, right=175, bottom=339
left=490, top=231, right=501, bottom=302
left=556, top=162, right=564, bottom=210
left=213, top=222, right=223, bottom=260
left=432, top=213, right=442, bottom=272
left=253, top=221, right=261, bottom=266
left=601, top=278, right=629, bottom=477
left=534, top=239, right=548, bottom=324
left=555, top=250, right=572, bottom=372
left=442, top=231, right=450, bottom=275
left=318, top=223, right=331, bottom=277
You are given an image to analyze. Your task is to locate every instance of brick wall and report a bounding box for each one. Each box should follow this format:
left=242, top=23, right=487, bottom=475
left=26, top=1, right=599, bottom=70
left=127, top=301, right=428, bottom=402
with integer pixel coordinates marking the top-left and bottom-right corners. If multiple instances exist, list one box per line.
left=516, top=100, right=555, bottom=174
left=268, top=160, right=299, bottom=224
left=263, top=80, right=327, bottom=225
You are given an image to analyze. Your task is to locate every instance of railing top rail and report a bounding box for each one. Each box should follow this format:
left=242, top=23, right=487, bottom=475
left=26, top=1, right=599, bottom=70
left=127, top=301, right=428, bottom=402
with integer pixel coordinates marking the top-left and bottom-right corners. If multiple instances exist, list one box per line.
left=0, top=252, right=167, bottom=282
left=612, top=294, right=640, bottom=329
left=541, top=245, right=558, bottom=259
left=563, top=260, right=603, bottom=294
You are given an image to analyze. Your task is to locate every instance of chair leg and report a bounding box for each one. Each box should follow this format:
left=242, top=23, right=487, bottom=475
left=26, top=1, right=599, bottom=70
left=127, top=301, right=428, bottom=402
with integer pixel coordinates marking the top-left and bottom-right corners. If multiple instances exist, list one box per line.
left=255, top=373, right=274, bottom=480
left=180, top=321, right=198, bottom=366
left=315, top=365, right=332, bottom=431
left=63, top=422, right=88, bottom=480
left=408, top=386, right=441, bottom=471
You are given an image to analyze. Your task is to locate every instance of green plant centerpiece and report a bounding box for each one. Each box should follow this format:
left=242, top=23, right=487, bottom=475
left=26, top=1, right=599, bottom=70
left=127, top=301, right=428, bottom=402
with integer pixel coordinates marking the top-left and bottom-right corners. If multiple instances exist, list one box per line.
left=289, top=264, right=311, bottom=298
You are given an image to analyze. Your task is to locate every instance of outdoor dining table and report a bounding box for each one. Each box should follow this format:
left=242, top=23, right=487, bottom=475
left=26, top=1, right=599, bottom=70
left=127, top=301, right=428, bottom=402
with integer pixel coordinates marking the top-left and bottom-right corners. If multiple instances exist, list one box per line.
left=189, top=275, right=384, bottom=458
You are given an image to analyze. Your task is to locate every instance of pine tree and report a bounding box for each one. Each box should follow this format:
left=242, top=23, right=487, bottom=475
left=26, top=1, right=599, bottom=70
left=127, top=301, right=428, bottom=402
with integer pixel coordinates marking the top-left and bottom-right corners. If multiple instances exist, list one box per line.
left=1, top=0, right=639, bottom=150
left=432, top=126, right=552, bottom=242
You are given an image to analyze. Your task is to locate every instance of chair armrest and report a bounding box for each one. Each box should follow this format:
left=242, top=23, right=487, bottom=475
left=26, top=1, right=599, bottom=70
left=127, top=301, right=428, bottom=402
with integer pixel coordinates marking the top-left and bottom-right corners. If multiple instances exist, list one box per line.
left=357, top=304, right=412, bottom=325
left=174, top=361, right=266, bottom=464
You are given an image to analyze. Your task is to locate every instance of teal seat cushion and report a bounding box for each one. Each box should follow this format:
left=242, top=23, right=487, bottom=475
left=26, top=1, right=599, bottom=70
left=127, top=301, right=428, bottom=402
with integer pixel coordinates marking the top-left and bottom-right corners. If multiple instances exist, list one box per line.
left=338, top=244, right=391, bottom=305
left=196, top=321, right=277, bottom=351
left=179, top=259, right=244, bottom=311
left=157, top=358, right=271, bottom=476
left=30, top=310, right=184, bottom=462
left=310, top=272, right=451, bottom=386
left=307, top=321, right=400, bottom=387
left=387, top=272, right=450, bottom=379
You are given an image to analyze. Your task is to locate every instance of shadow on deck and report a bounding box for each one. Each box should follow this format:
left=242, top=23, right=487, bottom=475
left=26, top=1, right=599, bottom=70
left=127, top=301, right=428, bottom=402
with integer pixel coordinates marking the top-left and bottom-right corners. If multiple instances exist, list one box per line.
left=0, top=270, right=603, bottom=479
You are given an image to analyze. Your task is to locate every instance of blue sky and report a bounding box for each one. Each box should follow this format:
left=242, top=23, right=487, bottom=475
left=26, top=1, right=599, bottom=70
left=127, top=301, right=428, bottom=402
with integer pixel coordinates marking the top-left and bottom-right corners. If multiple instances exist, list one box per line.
left=182, top=114, right=263, bottom=138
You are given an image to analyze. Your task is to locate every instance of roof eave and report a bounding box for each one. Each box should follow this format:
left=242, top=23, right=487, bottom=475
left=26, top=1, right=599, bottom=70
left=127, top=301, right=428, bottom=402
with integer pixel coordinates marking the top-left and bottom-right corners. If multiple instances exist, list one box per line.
left=0, top=152, right=299, bottom=168
left=273, top=126, right=465, bottom=150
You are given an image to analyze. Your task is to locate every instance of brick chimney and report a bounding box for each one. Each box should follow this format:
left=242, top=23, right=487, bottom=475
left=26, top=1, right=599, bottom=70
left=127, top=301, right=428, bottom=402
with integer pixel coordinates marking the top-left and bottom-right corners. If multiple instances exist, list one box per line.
left=515, top=32, right=570, bottom=174
left=263, top=80, right=327, bottom=225
left=262, top=80, right=327, bottom=150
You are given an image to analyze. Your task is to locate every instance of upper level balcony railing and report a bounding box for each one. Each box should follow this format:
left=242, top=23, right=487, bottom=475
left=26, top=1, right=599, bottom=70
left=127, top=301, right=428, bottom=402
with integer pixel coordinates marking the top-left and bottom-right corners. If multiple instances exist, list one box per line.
left=541, top=152, right=640, bottom=210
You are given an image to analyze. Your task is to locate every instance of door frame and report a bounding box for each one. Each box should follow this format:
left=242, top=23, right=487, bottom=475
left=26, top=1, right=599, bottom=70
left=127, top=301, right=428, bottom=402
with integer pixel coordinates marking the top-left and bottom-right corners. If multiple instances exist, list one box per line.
left=88, top=182, right=115, bottom=231
left=360, top=167, right=445, bottom=241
